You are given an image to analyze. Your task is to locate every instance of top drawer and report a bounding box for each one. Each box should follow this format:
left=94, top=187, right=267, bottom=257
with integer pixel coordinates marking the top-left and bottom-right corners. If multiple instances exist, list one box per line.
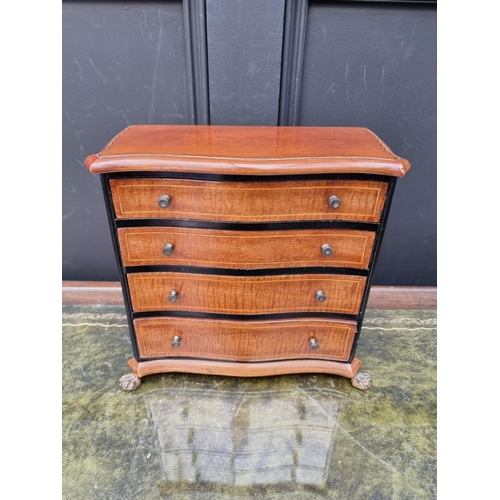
left=109, top=178, right=388, bottom=223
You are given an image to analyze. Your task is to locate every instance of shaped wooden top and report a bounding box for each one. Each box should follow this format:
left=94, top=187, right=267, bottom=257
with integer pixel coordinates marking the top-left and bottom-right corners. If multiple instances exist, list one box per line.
left=84, top=125, right=410, bottom=177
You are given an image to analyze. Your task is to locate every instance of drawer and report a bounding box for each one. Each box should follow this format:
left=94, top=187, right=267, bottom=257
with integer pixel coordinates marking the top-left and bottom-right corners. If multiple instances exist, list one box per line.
left=127, top=272, right=366, bottom=315
left=118, top=227, right=376, bottom=269
left=110, top=178, right=388, bottom=223
left=134, top=317, right=357, bottom=362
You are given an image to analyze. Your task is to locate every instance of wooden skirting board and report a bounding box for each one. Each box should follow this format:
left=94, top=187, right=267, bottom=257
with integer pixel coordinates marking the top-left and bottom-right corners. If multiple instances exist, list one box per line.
left=62, top=281, right=436, bottom=310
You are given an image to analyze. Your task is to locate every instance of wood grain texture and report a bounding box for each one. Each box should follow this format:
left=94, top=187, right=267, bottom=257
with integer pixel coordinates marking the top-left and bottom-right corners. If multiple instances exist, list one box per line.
left=134, top=317, right=357, bottom=361
left=110, top=178, right=388, bottom=223
left=118, top=227, right=376, bottom=269
left=365, top=286, right=437, bottom=310
left=127, top=272, right=366, bottom=315
left=62, top=282, right=437, bottom=310
left=84, top=125, right=410, bottom=177
left=128, top=356, right=362, bottom=379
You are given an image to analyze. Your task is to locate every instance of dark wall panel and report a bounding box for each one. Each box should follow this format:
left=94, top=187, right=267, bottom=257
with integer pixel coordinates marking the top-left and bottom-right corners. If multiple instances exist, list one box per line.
left=62, top=1, right=188, bottom=280
left=206, top=0, right=285, bottom=125
left=63, top=1, right=436, bottom=286
left=299, top=2, right=436, bottom=285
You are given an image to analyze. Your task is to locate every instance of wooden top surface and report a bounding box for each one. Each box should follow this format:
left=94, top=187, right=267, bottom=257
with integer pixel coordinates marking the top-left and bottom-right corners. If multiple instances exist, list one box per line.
left=84, top=125, right=410, bottom=177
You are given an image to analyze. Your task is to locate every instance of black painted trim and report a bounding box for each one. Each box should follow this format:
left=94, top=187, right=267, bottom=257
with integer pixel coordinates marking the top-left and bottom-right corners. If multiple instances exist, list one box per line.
left=116, top=219, right=379, bottom=232
left=100, top=175, right=140, bottom=361
left=348, top=176, right=398, bottom=363
left=107, top=171, right=393, bottom=183
left=138, top=354, right=349, bottom=364
left=133, top=310, right=358, bottom=322
left=183, top=0, right=210, bottom=125
left=279, top=0, right=309, bottom=126
left=125, top=265, right=369, bottom=277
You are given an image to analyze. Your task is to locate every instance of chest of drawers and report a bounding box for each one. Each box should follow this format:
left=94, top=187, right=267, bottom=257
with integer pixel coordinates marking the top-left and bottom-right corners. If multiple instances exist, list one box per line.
left=84, top=125, right=410, bottom=391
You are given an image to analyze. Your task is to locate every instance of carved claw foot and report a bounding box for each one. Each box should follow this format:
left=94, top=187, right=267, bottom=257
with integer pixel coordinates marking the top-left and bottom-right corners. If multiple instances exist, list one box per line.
left=351, top=371, right=372, bottom=391
left=119, top=372, right=141, bottom=391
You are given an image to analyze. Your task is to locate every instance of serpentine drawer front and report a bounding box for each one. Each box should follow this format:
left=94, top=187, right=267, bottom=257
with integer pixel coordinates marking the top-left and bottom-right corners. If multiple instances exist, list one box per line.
left=127, top=272, right=366, bottom=315
left=117, top=227, right=376, bottom=269
left=109, top=178, right=388, bottom=223
left=84, top=125, right=410, bottom=391
left=133, top=317, right=357, bottom=362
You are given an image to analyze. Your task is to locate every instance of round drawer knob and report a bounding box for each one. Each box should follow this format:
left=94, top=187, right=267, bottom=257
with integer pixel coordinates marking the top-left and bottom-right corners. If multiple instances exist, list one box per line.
left=321, top=244, right=333, bottom=257
left=328, top=195, right=342, bottom=209
left=309, top=337, right=319, bottom=350
left=168, top=290, right=179, bottom=303
left=171, top=335, right=181, bottom=348
left=158, top=194, right=171, bottom=209
left=316, top=290, right=326, bottom=302
left=162, top=243, right=175, bottom=256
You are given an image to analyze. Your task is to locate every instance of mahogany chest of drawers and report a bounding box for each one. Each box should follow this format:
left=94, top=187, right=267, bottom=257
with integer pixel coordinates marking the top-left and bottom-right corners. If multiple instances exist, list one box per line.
left=84, top=125, right=410, bottom=391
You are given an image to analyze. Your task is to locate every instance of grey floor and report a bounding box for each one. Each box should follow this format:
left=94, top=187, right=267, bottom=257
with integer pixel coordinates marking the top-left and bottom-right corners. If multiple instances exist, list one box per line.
left=62, top=305, right=436, bottom=499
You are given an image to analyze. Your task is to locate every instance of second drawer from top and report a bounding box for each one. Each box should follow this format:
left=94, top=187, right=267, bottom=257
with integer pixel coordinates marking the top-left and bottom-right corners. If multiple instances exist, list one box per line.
left=118, top=227, right=376, bottom=270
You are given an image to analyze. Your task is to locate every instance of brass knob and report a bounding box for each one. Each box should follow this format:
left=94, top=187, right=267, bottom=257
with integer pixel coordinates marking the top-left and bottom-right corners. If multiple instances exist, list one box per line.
left=309, top=338, right=319, bottom=350
left=316, top=290, right=326, bottom=302
left=158, top=194, right=171, bottom=208
left=162, top=243, right=175, bottom=256
left=321, top=244, right=333, bottom=256
left=171, top=335, right=181, bottom=348
left=168, top=290, right=179, bottom=303
left=328, top=195, right=341, bottom=209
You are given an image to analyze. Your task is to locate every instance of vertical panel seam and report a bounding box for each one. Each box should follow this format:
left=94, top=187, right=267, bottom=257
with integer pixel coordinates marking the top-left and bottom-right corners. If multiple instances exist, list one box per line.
left=278, top=0, right=309, bottom=126
left=183, top=0, right=210, bottom=124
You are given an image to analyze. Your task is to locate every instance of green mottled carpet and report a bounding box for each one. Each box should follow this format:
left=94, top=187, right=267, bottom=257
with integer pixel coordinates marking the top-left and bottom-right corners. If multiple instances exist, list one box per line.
left=62, top=305, right=436, bottom=499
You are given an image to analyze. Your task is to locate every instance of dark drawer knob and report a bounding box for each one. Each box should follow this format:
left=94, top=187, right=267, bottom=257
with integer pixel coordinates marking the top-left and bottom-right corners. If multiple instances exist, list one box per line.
left=168, top=290, right=179, bottom=303
left=316, top=290, right=326, bottom=302
left=171, top=335, right=181, bottom=348
left=321, top=244, right=333, bottom=256
left=309, top=337, right=319, bottom=350
left=162, top=243, right=175, bottom=256
left=158, top=194, right=171, bottom=209
left=328, top=195, right=342, bottom=209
